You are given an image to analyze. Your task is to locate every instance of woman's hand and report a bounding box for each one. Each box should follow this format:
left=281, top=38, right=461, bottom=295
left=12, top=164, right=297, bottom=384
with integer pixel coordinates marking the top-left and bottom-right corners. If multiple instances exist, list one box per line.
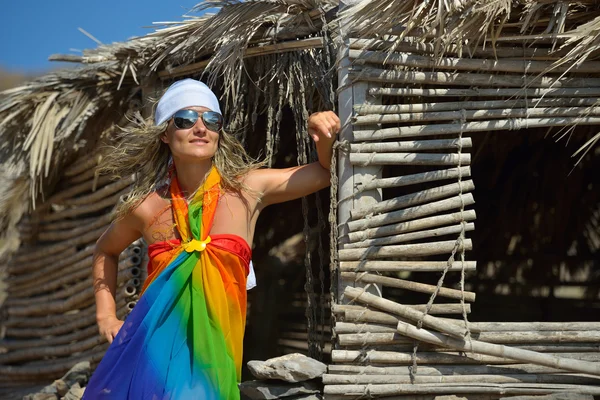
left=97, top=315, right=124, bottom=344
left=308, top=111, right=341, bottom=170
left=308, top=111, right=341, bottom=145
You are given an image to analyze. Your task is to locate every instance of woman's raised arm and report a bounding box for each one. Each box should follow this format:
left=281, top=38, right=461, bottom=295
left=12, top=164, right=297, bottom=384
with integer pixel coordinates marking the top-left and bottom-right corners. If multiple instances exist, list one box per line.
left=248, top=111, right=341, bottom=206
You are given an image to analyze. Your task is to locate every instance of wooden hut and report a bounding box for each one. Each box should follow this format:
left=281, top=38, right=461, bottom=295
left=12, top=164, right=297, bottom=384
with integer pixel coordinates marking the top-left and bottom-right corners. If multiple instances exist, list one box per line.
left=1, top=0, right=600, bottom=398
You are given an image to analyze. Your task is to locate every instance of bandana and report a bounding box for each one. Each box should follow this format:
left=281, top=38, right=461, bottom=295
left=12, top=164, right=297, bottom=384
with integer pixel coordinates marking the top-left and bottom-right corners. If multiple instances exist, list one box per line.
left=155, top=79, right=222, bottom=126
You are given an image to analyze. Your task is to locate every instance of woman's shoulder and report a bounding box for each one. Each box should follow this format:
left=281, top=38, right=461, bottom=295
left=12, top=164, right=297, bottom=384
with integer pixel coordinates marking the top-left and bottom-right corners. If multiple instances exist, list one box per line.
left=129, top=190, right=170, bottom=225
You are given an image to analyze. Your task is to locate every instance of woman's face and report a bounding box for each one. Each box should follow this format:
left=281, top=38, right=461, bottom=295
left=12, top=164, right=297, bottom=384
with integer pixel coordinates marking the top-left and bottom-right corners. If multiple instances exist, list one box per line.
left=161, top=106, right=220, bottom=163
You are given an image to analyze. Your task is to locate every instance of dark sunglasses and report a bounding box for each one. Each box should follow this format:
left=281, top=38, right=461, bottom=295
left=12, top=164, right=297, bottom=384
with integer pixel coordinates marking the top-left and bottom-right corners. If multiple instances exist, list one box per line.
left=172, top=109, right=223, bottom=132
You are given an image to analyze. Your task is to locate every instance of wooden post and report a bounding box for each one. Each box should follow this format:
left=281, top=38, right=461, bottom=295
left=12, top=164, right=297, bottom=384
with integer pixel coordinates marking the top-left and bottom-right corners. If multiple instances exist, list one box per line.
left=336, top=5, right=382, bottom=306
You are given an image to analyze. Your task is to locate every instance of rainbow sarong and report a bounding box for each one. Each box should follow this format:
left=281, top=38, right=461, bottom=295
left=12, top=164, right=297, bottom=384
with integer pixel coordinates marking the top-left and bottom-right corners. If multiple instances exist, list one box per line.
left=83, top=168, right=250, bottom=399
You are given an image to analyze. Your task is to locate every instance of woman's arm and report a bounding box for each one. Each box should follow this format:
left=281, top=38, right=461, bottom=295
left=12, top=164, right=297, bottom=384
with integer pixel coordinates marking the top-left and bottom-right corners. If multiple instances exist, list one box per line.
left=93, top=212, right=143, bottom=343
left=248, top=111, right=341, bottom=206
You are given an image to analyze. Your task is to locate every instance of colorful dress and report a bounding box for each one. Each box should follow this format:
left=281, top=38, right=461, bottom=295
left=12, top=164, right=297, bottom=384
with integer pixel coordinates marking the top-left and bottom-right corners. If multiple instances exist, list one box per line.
left=83, top=168, right=250, bottom=399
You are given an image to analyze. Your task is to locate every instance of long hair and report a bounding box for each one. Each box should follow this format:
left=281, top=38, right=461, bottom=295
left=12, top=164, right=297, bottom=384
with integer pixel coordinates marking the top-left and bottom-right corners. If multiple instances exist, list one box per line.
left=100, top=112, right=264, bottom=220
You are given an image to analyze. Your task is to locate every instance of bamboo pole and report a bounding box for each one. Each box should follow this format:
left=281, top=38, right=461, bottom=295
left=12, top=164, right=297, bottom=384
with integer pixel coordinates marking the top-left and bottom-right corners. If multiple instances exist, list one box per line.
left=4, top=302, right=129, bottom=338
left=353, top=116, right=600, bottom=141
left=354, top=117, right=600, bottom=141
left=8, top=247, right=134, bottom=290
left=10, top=224, right=108, bottom=265
left=59, top=175, right=133, bottom=206
left=339, top=260, right=477, bottom=272
left=339, top=238, right=472, bottom=261
left=348, top=38, right=566, bottom=59
left=342, top=223, right=475, bottom=249
left=350, top=138, right=472, bottom=152
left=342, top=272, right=476, bottom=301
left=8, top=266, right=138, bottom=306
left=339, top=309, right=600, bottom=333
left=45, top=175, right=114, bottom=205
left=396, top=321, right=600, bottom=376
left=0, top=334, right=105, bottom=364
left=337, top=332, right=409, bottom=345
left=9, top=255, right=95, bottom=295
left=8, top=277, right=91, bottom=305
left=334, top=322, right=405, bottom=335
left=38, top=215, right=98, bottom=231
left=334, top=332, right=600, bottom=353
left=122, top=266, right=141, bottom=279
left=0, top=344, right=108, bottom=377
left=356, top=167, right=471, bottom=192
left=352, top=106, right=600, bottom=125
left=158, top=37, right=325, bottom=79
left=7, top=246, right=80, bottom=275
left=64, top=166, right=99, bottom=185
left=4, top=301, right=105, bottom=329
left=368, top=87, right=600, bottom=98
left=1, top=324, right=99, bottom=351
left=9, top=245, right=77, bottom=269
left=326, top=364, right=568, bottom=375
left=347, top=194, right=475, bottom=232
left=322, top=373, right=600, bottom=385
left=323, top=382, right=600, bottom=396
left=464, top=322, right=600, bottom=332
left=349, top=67, right=600, bottom=88
left=336, top=331, right=600, bottom=347
left=344, top=286, right=468, bottom=337
left=347, top=210, right=476, bottom=243
left=513, top=344, right=600, bottom=353
left=340, top=307, right=417, bottom=325
left=349, top=152, right=471, bottom=166
left=8, top=285, right=97, bottom=316
left=63, top=155, right=101, bottom=177
left=37, top=213, right=113, bottom=242
left=8, top=254, right=93, bottom=293
left=123, top=279, right=140, bottom=297
left=332, top=303, right=471, bottom=315
left=351, top=180, right=475, bottom=220
left=331, top=349, right=600, bottom=365
left=348, top=49, right=600, bottom=74
left=41, top=188, right=126, bottom=222
left=354, top=97, right=600, bottom=116
left=473, top=331, right=600, bottom=344
left=126, top=300, right=138, bottom=310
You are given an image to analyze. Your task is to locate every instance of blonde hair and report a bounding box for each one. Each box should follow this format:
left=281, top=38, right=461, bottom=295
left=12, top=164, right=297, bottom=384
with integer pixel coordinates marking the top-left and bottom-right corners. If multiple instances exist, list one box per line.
left=100, top=113, right=264, bottom=220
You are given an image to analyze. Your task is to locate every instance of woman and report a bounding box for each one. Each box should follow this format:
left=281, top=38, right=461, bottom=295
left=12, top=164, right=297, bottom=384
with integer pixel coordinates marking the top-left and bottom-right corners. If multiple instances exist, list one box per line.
left=83, top=79, right=340, bottom=399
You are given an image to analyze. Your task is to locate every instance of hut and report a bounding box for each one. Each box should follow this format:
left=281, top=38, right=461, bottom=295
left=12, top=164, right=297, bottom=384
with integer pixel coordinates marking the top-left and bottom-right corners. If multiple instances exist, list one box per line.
left=1, top=0, right=600, bottom=398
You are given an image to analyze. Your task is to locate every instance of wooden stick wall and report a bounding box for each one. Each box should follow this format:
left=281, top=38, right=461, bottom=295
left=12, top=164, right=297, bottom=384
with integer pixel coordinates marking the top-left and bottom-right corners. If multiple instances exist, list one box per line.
left=328, top=32, right=600, bottom=398
left=0, top=156, right=144, bottom=387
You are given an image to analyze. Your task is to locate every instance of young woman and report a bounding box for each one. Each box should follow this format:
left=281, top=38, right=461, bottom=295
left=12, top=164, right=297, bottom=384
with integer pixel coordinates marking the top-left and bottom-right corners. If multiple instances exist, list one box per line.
left=83, top=79, right=340, bottom=399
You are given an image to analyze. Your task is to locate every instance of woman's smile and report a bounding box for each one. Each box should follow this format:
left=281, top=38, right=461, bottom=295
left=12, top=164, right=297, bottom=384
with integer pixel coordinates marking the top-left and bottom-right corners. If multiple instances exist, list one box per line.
left=189, top=138, right=210, bottom=145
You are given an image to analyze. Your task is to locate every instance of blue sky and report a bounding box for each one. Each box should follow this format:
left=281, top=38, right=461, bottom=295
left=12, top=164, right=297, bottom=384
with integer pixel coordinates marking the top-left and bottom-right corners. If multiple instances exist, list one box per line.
left=1, top=1, right=202, bottom=73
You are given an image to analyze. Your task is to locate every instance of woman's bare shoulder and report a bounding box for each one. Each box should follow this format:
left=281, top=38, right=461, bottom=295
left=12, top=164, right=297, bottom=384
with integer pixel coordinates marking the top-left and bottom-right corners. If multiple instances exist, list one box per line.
left=133, top=190, right=168, bottom=217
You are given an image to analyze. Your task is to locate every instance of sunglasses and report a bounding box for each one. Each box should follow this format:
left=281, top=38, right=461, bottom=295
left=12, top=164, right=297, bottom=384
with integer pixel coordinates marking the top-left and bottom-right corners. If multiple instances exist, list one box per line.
left=172, top=109, right=223, bottom=132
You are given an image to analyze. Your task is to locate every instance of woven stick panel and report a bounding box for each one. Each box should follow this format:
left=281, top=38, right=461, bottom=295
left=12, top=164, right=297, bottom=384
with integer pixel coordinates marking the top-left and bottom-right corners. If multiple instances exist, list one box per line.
left=329, top=10, right=600, bottom=396
left=0, top=154, right=143, bottom=387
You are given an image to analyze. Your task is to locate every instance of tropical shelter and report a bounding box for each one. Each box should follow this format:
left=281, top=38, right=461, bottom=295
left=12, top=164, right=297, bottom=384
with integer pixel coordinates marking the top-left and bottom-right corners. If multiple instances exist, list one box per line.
left=1, top=0, right=600, bottom=398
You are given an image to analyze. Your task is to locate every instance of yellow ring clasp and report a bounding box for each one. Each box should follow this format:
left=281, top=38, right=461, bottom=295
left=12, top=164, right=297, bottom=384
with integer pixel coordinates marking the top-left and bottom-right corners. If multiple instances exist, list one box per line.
left=183, top=236, right=212, bottom=253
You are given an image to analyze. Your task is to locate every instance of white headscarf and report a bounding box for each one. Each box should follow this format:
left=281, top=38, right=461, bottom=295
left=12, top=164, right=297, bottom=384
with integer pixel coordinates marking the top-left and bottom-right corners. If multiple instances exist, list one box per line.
left=154, top=79, right=222, bottom=126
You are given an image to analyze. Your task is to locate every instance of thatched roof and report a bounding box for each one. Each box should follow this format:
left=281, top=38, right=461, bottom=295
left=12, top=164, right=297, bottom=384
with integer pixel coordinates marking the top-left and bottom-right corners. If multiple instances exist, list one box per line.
left=1, top=0, right=600, bottom=259
left=0, top=0, right=338, bottom=258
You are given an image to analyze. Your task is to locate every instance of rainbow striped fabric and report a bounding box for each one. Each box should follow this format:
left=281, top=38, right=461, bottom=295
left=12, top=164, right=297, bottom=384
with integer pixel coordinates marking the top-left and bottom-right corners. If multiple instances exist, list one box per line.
left=84, top=168, right=250, bottom=399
